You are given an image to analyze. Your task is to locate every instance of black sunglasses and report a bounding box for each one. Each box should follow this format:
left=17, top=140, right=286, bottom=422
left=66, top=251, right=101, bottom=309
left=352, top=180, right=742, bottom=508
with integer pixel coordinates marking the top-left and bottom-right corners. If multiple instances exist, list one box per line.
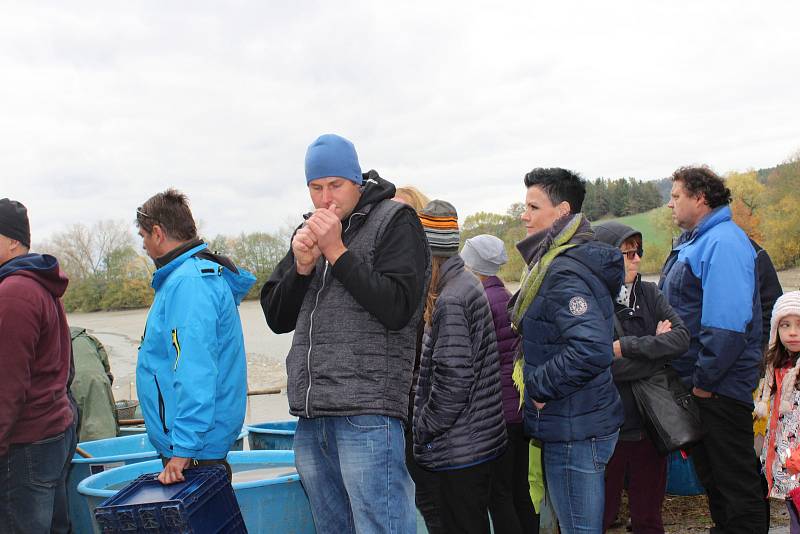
left=620, top=247, right=644, bottom=260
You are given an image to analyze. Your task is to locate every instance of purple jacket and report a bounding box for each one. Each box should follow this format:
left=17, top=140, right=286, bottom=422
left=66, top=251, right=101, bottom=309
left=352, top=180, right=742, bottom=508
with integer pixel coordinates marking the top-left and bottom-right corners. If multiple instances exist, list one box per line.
left=482, top=276, right=522, bottom=424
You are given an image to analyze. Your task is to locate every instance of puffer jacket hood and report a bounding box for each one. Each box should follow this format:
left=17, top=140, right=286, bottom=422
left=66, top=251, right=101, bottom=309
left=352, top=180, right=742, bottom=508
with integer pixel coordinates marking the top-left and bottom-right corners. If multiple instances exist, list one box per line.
left=561, top=241, right=625, bottom=298
left=352, top=170, right=396, bottom=212
left=0, top=253, right=68, bottom=297
left=593, top=221, right=642, bottom=249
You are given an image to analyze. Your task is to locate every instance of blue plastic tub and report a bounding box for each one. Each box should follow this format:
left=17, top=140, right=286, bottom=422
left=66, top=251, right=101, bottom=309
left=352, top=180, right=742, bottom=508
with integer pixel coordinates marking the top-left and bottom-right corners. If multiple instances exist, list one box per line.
left=79, top=450, right=315, bottom=533
left=69, top=430, right=248, bottom=533
left=666, top=451, right=705, bottom=496
left=246, top=420, right=297, bottom=450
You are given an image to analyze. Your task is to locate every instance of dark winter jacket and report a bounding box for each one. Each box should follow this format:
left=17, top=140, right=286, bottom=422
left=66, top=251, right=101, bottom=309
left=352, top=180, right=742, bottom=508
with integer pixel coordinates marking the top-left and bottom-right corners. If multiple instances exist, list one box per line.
left=751, top=239, right=782, bottom=351
left=520, top=238, right=625, bottom=443
left=413, top=256, right=507, bottom=470
left=0, top=254, right=73, bottom=455
left=482, top=276, right=522, bottom=424
left=262, top=172, right=430, bottom=422
left=611, top=275, right=690, bottom=440
left=659, top=206, right=762, bottom=405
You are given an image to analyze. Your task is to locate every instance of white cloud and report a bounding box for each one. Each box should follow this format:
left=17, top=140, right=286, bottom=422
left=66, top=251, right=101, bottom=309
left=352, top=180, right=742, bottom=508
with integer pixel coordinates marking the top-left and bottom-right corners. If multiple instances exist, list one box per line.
left=1, top=1, right=798, bottom=244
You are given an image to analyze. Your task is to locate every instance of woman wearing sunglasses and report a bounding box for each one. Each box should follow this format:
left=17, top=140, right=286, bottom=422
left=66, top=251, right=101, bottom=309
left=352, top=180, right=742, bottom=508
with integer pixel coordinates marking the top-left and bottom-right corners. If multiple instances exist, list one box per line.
left=593, top=221, right=690, bottom=534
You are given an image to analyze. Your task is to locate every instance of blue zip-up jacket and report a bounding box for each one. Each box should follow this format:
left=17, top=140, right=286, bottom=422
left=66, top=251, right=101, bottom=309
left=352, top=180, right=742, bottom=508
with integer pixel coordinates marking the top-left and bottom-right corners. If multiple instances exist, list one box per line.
left=137, top=243, right=256, bottom=459
left=659, top=206, right=761, bottom=405
left=522, top=241, right=625, bottom=442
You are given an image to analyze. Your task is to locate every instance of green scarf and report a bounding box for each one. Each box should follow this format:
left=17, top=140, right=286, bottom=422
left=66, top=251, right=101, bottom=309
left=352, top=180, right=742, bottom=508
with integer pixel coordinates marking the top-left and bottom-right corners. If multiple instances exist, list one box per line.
left=511, top=214, right=586, bottom=406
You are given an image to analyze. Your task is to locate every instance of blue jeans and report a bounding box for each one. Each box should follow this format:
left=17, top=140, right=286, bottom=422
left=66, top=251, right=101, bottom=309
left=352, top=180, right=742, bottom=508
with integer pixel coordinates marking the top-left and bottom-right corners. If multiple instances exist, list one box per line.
left=543, top=432, right=618, bottom=534
left=294, top=415, right=415, bottom=534
left=0, top=423, right=76, bottom=534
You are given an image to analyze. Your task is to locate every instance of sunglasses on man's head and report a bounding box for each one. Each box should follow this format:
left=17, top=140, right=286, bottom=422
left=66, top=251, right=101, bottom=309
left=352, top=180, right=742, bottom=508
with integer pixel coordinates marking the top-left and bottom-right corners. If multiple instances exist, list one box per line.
left=137, top=207, right=157, bottom=221
left=620, top=247, right=644, bottom=260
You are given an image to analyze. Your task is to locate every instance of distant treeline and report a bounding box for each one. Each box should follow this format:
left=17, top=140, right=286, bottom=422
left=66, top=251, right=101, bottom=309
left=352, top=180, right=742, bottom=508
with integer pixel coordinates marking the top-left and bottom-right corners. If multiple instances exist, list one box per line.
left=47, top=154, right=800, bottom=312
left=582, top=178, right=663, bottom=220
left=43, top=222, right=293, bottom=313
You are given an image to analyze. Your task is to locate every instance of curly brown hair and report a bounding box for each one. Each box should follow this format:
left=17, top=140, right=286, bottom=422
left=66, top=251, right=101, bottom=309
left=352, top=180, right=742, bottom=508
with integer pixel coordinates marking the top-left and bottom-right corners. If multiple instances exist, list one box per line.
left=671, top=166, right=731, bottom=209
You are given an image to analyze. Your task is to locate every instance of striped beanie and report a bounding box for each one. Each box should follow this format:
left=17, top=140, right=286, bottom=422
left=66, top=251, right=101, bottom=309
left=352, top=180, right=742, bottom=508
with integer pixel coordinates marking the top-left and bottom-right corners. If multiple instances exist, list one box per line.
left=419, top=200, right=459, bottom=257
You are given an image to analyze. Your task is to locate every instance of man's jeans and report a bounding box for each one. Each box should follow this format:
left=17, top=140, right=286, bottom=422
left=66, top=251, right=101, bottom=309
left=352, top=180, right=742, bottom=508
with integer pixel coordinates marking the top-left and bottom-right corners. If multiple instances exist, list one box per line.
left=542, top=432, right=618, bottom=534
left=0, top=423, right=76, bottom=534
left=294, top=415, right=415, bottom=534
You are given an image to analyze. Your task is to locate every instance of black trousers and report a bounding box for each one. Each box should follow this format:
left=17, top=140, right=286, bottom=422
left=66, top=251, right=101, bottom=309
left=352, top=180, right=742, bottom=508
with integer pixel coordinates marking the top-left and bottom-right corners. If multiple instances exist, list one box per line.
left=437, top=459, right=495, bottom=534
left=691, top=395, right=769, bottom=534
left=406, top=431, right=445, bottom=533
left=489, top=423, right=539, bottom=534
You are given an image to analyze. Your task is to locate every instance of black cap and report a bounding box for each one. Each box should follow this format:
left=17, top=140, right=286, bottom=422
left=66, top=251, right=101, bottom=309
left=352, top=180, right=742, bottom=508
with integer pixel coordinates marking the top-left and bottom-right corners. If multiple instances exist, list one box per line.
left=0, top=198, right=31, bottom=248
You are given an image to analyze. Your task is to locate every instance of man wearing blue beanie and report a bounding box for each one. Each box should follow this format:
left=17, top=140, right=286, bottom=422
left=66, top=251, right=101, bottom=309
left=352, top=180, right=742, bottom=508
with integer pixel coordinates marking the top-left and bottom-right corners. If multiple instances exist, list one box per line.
left=262, top=134, right=431, bottom=534
left=304, top=133, right=363, bottom=185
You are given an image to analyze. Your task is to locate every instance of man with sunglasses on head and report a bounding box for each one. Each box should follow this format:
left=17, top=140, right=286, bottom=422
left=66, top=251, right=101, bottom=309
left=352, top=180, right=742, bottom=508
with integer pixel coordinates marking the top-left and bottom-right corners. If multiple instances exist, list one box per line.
left=135, top=189, right=255, bottom=485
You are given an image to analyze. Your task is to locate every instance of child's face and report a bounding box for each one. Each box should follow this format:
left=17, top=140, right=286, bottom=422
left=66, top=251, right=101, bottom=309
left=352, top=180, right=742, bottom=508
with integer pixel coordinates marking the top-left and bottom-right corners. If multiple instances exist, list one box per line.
left=778, top=314, right=800, bottom=353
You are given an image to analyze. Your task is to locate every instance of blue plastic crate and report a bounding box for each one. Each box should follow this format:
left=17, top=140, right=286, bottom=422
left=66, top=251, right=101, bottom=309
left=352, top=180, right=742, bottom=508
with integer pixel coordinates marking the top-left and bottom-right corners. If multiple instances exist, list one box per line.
left=93, top=465, right=247, bottom=533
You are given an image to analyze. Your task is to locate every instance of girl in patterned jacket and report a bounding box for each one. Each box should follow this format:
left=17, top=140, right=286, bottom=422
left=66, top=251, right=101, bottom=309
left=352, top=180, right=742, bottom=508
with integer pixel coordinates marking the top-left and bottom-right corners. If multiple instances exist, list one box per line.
left=756, top=291, right=800, bottom=529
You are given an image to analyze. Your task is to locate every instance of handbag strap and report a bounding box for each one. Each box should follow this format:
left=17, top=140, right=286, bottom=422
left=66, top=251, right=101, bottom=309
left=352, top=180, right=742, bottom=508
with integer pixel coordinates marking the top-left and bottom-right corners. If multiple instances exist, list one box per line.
left=612, top=313, right=624, bottom=339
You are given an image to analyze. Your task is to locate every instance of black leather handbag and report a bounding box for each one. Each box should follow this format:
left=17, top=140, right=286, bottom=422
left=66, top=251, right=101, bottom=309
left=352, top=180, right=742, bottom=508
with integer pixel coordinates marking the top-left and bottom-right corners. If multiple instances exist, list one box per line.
left=630, top=365, right=705, bottom=455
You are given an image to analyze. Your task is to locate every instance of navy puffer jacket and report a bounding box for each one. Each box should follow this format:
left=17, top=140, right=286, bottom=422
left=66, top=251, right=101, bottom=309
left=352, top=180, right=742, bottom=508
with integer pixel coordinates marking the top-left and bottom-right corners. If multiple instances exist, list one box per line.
left=522, top=242, right=624, bottom=442
left=413, top=256, right=507, bottom=470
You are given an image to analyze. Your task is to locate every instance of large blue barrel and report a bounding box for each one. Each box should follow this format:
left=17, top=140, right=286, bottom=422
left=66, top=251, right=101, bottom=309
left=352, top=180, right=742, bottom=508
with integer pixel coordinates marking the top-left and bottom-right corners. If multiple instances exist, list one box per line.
left=666, top=451, right=705, bottom=496
left=78, top=450, right=316, bottom=533
left=246, top=419, right=297, bottom=450
left=68, top=434, right=160, bottom=534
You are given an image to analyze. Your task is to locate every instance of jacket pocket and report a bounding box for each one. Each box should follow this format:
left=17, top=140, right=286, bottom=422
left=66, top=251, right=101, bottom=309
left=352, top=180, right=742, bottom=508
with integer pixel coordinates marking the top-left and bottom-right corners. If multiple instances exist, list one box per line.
left=154, top=376, right=169, bottom=434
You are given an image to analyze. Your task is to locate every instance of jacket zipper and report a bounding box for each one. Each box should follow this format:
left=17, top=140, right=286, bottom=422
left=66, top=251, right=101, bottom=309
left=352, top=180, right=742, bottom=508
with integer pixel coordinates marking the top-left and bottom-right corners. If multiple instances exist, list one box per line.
left=303, top=212, right=365, bottom=417
left=154, top=376, right=169, bottom=434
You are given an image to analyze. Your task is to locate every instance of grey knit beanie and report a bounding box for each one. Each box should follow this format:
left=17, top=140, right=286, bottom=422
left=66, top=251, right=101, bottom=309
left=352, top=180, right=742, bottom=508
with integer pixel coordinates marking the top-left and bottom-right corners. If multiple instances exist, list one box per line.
left=461, top=234, right=508, bottom=276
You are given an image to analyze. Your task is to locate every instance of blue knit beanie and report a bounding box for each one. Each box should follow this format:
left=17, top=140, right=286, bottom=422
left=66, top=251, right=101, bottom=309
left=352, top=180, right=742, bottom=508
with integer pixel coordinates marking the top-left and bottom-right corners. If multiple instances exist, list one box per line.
left=304, top=134, right=363, bottom=185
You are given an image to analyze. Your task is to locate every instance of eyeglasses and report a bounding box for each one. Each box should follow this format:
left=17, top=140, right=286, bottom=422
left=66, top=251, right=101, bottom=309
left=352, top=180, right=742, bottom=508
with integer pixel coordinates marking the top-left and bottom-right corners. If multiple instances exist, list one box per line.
left=620, top=247, right=644, bottom=260
left=136, top=207, right=156, bottom=220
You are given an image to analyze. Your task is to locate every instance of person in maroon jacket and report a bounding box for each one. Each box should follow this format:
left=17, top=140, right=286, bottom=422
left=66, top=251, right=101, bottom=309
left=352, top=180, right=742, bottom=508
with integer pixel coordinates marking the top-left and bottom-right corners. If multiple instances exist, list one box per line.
left=0, top=198, right=76, bottom=534
left=461, top=234, right=540, bottom=534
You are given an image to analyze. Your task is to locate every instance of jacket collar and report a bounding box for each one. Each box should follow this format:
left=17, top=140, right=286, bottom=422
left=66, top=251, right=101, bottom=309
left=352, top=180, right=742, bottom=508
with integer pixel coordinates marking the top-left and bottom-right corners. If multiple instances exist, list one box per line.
left=481, top=275, right=504, bottom=290
left=678, top=205, right=732, bottom=247
left=437, top=255, right=465, bottom=291
left=152, top=242, right=208, bottom=290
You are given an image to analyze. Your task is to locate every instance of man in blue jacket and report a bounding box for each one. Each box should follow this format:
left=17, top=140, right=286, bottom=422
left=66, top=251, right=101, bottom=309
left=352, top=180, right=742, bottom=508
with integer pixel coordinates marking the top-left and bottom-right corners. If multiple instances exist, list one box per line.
left=135, top=189, right=255, bottom=484
left=513, top=168, right=624, bottom=533
left=660, top=166, right=767, bottom=533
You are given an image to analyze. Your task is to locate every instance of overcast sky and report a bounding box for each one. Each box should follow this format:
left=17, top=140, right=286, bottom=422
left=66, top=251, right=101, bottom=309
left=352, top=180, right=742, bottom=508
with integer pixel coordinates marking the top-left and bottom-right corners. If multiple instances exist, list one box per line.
left=2, top=1, right=799, bottom=245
